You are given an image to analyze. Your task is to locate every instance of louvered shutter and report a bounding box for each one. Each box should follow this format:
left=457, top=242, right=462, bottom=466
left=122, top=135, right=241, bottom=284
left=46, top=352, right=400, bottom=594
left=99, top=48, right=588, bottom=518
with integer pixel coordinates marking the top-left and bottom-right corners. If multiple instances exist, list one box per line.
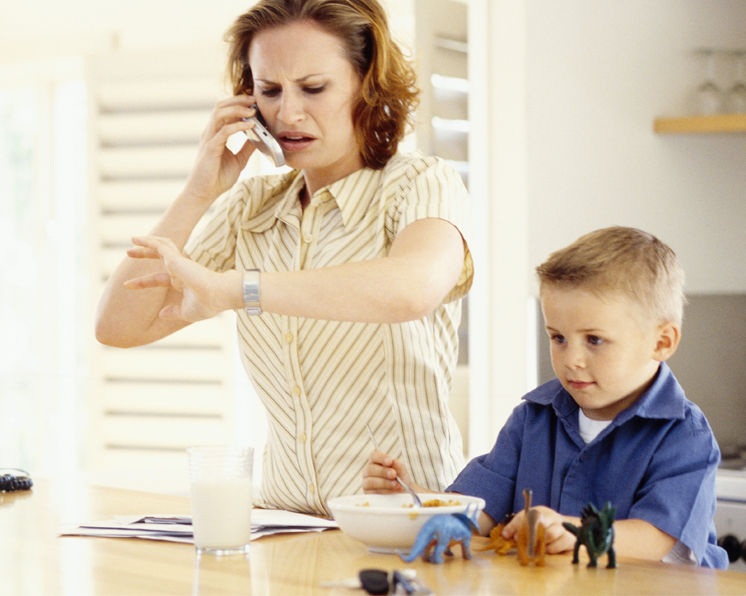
left=86, top=46, right=255, bottom=493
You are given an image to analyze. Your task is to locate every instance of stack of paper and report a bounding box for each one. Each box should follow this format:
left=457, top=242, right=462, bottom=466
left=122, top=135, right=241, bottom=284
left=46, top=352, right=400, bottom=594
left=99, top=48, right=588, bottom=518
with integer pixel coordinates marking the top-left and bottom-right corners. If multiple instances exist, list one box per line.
left=60, top=510, right=338, bottom=544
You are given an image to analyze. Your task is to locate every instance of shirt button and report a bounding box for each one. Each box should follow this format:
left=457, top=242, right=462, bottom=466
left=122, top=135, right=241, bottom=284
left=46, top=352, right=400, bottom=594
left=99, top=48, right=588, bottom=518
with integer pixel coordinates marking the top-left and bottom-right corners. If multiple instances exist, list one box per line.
left=309, top=484, right=316, bottom=494
left=303, top=233, right=313, bottom=243
left=298, top=433, right=307, bottom=443
left=285, top=333, right=294, bottom=343
left=293, top=386, right=302, bottom=396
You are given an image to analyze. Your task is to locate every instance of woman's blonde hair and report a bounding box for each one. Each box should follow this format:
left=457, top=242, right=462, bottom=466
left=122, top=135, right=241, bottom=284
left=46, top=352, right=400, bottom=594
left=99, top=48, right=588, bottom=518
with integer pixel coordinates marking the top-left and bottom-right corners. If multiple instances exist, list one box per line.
left=536, top=227, right=686, bottom=326
left=225, top=0, right=420, bottom=169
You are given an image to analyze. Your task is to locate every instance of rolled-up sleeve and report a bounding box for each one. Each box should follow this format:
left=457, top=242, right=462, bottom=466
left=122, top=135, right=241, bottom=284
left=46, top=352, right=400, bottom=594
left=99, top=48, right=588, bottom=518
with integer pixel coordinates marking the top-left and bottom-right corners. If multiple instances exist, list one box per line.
left=448, top=404, right=525, bottom=523
left=626, top=408, right=726, bottom=568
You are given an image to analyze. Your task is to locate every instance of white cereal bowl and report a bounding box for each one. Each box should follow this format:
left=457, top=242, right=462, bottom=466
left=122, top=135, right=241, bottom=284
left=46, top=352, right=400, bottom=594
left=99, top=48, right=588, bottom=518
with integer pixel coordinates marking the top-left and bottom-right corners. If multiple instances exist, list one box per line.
left=328, top=493, right=485, bottom=553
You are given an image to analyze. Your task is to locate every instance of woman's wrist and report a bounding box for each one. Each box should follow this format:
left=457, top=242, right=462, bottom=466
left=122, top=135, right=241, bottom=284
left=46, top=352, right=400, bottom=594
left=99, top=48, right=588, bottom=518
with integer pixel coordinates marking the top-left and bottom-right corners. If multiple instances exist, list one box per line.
left=217, top=269, right=248, bottom=313
left=242, top=269, right=261, bottom=315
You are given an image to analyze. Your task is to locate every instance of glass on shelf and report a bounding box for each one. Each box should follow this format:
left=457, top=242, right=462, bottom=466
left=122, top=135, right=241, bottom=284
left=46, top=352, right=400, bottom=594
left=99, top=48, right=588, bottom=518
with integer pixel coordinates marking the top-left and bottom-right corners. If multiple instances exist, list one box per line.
left=726, top=50, right=746, bottom=114
left=692, top=48, right=724, bottom=115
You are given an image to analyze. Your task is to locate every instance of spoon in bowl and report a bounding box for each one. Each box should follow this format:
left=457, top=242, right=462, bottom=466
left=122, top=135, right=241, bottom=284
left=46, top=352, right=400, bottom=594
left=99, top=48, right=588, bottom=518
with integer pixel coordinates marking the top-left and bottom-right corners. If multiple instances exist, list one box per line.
left=365, top=423, right=422, bottom=508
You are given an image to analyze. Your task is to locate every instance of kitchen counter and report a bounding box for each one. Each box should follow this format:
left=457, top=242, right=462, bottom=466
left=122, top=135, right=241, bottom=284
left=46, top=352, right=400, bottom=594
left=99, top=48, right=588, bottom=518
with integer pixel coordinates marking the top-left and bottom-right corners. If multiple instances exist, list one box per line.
left=3, top=479, right=746, bottom=595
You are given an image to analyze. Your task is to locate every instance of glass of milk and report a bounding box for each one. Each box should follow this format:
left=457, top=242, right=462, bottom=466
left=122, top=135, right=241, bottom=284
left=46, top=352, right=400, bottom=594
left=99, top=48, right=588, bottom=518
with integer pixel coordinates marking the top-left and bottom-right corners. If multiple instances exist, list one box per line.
left=187, top=445, right=254, bottom=555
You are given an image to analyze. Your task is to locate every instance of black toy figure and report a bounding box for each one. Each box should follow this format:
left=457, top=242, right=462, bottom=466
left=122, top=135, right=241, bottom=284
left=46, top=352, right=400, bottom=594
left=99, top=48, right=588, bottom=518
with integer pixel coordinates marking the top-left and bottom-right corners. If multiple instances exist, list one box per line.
left=563, top=501, right=617, bottom=569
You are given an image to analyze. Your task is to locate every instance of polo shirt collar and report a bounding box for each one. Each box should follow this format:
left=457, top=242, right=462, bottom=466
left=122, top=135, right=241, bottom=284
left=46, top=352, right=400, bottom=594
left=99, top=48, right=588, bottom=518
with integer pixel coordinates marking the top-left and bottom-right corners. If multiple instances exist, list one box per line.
left=527, top=362, right=686, bottom=426
left=625, top=362, right=687, bottom=421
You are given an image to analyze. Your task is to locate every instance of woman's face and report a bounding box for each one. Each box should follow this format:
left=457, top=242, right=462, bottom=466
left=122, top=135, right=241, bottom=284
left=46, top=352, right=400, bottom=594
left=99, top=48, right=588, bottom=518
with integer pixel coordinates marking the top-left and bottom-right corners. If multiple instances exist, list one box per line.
left=249, top=19, right=364, bottom=195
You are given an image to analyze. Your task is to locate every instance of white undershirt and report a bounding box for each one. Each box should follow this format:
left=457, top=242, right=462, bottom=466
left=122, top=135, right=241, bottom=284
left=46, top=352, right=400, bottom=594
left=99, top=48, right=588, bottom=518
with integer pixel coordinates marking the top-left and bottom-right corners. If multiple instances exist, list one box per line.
left=576, top=409, right=697, bottom=566
left=578, top=409, right=612, bottom=444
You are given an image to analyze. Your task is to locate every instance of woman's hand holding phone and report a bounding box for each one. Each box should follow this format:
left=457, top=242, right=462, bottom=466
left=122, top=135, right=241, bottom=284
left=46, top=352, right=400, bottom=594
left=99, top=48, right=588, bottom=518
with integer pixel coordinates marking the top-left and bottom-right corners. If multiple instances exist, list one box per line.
left=184, top=96, right=261, bottom=207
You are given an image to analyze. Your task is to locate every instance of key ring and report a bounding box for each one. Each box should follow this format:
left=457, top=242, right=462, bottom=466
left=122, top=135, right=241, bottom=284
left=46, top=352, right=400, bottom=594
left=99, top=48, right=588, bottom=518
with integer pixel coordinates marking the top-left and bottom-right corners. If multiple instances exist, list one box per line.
left=0, top=468, right=33, bottom=492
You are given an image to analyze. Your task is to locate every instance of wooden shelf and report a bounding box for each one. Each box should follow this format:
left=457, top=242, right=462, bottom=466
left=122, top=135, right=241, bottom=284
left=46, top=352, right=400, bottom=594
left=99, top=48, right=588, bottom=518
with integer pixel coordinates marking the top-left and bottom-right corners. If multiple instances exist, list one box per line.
left=654, top=113, right=746, bottom=134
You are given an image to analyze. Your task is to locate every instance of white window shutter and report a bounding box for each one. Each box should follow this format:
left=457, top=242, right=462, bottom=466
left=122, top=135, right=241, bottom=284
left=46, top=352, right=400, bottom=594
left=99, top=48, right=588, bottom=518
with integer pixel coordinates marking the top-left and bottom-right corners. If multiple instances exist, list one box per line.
left=86, top=46, right=241, bottom=494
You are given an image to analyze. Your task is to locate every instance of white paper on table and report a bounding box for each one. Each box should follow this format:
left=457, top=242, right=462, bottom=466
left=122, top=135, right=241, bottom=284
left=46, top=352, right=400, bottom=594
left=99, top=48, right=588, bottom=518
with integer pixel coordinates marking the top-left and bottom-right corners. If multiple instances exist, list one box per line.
left=60, top=509, right=338, bottom=544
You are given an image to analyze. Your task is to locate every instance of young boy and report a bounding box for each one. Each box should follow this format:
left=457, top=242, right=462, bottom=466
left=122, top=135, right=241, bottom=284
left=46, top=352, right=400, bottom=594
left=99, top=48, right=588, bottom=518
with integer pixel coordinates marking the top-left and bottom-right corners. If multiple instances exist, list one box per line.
left=363, top=227, right=728, bottom=569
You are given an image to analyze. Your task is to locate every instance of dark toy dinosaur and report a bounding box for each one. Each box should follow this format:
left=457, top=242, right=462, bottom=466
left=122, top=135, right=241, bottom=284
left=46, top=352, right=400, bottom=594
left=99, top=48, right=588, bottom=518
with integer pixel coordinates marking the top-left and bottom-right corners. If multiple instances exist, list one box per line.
left=563, top=501, right=617, bottom=568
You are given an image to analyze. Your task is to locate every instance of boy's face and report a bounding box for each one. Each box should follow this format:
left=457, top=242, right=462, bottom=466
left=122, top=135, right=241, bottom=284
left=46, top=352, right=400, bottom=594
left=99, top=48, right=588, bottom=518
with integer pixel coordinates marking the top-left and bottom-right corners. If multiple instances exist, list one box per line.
left=541, top=286, right=668, bottom=421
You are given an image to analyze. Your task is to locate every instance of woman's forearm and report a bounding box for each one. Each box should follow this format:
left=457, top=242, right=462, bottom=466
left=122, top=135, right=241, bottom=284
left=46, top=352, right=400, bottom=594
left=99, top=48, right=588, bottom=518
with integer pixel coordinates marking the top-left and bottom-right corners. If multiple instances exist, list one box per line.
left=97, top=215, right=466, bottom=347
left=94, top=191, right=214, bottom=347
left=259, top=218, right=465, bottom=323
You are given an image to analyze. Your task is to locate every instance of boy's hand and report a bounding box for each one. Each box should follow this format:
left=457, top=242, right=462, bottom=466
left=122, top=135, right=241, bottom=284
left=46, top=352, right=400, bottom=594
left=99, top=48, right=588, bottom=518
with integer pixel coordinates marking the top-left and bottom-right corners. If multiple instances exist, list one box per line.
left=502, top=506, right=580, bottom=554
left=361, top=451, right=414, bottom=494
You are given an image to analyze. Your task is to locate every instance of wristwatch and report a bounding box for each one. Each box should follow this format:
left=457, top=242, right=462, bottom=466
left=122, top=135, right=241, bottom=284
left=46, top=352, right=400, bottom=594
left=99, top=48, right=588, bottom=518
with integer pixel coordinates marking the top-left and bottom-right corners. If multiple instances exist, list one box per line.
left=242, top=269, right=262, bottom=315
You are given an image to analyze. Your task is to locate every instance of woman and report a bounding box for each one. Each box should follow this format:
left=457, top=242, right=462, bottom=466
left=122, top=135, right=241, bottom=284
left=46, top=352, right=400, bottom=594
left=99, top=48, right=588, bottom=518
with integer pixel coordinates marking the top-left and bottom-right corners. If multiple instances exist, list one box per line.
left=95, top=0, right=473, bottom=515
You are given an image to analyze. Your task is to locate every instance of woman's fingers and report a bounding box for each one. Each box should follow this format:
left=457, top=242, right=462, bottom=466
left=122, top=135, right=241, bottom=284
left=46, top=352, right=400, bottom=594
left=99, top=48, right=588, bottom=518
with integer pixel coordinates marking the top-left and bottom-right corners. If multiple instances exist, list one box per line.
left=123, top=271, right=174, bottom=290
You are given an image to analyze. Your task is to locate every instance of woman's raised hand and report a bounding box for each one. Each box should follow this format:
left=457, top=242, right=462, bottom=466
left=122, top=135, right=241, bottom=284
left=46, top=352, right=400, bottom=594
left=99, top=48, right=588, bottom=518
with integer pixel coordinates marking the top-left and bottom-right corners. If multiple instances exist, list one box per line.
left=124, top=236, right=240, bottom=323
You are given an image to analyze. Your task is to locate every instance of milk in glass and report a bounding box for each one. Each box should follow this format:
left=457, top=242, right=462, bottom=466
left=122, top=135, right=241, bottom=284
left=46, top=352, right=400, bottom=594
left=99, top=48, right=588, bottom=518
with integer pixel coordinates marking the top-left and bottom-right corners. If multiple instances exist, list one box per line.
left=190, top=478, right=253, bottom=551
left=187, top=445, right=254, bottom=555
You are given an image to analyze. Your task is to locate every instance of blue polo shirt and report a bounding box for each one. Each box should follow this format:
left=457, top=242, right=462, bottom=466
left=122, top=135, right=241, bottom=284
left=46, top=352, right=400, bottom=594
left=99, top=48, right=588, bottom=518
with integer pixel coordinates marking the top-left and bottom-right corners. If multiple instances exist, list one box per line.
left=448, top=363, right=728, bottom=569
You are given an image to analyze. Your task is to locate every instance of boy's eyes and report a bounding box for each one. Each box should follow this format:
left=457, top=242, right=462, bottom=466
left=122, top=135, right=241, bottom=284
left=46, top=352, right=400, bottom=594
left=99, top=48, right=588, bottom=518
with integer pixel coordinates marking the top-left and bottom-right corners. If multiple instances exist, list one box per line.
left=586, top=335, right=604, bottom=346
left=548, top=333, right=605, bottom=346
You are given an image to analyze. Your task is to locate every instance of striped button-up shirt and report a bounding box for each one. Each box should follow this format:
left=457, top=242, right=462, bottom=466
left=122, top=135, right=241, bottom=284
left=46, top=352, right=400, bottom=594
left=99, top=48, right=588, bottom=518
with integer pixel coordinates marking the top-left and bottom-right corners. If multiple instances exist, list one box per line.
left=187, top=151, right=473, bottom=515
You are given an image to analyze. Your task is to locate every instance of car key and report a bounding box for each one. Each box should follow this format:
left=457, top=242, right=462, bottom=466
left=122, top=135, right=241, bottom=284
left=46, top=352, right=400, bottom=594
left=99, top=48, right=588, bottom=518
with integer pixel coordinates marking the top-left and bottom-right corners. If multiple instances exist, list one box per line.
left=320, top=568, right=431, bottom=595
left=320, top=569, right=389, bottom=594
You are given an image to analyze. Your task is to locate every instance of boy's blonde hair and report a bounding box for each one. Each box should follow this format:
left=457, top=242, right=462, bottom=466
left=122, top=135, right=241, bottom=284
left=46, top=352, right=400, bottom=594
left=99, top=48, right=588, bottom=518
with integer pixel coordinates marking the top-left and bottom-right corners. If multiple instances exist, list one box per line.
left=536, top=227, right=686, bottom=326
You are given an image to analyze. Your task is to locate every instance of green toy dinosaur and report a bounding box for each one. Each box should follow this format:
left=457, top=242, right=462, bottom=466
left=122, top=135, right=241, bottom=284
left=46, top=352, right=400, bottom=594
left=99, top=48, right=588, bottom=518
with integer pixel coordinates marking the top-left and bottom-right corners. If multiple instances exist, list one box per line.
left=563, top=501, right=617, bottom=569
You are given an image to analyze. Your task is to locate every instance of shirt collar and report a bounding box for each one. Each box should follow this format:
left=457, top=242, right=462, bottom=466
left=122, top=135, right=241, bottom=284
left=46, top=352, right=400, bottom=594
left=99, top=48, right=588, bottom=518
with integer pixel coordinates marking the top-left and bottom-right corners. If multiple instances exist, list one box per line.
left=272, top=170, right=307, bottom=222
left=525, top=362, right=687, bottom=425
left=260, top=167, right=381, bottom=230
left=321, top=167, right=382, bottom=229
left=627, top=362, right=686, bottom=420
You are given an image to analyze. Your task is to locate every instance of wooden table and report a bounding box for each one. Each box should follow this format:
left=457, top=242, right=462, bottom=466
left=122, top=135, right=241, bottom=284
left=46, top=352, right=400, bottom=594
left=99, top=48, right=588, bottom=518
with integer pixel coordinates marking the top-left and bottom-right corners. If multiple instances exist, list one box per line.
left=3, top=479, right=746, bottom=595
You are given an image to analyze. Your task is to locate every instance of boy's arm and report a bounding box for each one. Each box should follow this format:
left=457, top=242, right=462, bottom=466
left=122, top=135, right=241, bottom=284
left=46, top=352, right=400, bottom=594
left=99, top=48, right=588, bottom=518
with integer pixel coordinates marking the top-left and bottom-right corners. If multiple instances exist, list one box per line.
left=503, top=507, right=677, bottom=560
left=612, top=519, right=677, bottom=560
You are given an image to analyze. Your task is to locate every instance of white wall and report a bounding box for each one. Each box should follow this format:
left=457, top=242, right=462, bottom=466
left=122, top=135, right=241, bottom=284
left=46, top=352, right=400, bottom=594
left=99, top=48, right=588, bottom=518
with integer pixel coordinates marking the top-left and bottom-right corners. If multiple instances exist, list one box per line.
left=1, top=1, right=250, bottom=64
left=0, top=0, right=414, bottom=65
left=471, top=0, right=746, bottom=452
left=525, top=0, right=746, bottom=294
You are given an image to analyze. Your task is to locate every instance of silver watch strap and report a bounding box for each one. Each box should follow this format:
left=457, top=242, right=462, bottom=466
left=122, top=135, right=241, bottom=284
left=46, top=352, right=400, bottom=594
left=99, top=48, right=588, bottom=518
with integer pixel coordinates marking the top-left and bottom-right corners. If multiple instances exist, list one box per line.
left=242, top=269, right=261, bottom=315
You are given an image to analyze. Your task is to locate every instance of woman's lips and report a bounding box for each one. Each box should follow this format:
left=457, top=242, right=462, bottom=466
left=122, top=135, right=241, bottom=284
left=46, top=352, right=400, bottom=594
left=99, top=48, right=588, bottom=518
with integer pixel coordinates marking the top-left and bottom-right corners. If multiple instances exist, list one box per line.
left=278, top=133, right=315, bottom=152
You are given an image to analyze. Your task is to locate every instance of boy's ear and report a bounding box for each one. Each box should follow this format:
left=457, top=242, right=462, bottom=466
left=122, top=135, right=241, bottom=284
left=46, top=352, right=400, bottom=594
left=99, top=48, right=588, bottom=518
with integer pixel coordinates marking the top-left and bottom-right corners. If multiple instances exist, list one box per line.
left=652, top=321, right=681, bottom=362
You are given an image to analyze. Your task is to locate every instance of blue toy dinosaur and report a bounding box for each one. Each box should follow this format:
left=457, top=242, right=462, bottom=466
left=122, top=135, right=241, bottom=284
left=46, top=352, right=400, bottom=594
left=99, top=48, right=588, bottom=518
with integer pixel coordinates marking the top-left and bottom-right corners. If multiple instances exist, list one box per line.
left=398, top=504, right=480, bottom=564
left=563, top=501, right=617, bottom=568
